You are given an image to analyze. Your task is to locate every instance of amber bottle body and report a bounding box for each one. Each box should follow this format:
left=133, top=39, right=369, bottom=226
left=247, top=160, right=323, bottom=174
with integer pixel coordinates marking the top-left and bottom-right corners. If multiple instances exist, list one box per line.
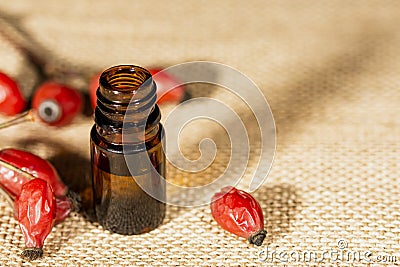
left=90, top=65, right=166, bottom=235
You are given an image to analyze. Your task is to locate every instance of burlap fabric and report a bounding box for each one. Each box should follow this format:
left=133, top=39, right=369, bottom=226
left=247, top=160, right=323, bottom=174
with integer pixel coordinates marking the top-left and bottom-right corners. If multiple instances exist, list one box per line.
left=0, top=1, right=399, bottom=266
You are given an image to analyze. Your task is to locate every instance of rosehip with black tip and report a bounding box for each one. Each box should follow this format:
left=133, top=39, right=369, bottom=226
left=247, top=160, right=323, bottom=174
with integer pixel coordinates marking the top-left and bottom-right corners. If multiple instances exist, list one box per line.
left=210, top=186, right=267, bottom=246
left=0, top=148, right=73, bottom=224
left=15, top=178, right=56, bottom=261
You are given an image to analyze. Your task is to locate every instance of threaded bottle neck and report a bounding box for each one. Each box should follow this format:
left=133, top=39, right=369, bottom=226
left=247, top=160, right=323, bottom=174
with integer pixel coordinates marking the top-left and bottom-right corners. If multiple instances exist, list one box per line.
left=96, top=65, right=157, bottom=124
left=94, top=65, right=160, bottom=145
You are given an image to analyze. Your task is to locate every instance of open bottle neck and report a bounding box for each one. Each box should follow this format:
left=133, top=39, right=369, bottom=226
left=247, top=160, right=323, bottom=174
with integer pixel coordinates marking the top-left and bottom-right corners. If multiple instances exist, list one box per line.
left=94, top=65, right=159, bottom=145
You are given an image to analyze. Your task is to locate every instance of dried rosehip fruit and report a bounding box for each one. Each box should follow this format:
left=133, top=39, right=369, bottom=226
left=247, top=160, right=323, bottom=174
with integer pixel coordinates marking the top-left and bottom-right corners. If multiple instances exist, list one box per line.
left=210, top=186, right=267, bottom=246
left=31, top=81, right=82, bottom=127
left=0, top=148, right=67, bottom=197
left=0, top=148, right=73, bottom=224
left=54, top=195, right=73, bottom=224
left=0, top=72, right=26, bottom=116
left=15, top=178, right=56, bottom=260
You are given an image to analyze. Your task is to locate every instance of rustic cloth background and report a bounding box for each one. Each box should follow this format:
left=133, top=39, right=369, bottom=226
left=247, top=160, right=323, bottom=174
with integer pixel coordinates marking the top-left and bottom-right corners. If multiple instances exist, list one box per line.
left=0, top=1, right=399, bottom=266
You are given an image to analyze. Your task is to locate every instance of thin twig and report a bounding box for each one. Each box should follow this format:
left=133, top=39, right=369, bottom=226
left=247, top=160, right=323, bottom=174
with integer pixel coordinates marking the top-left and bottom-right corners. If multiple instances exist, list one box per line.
left=0, top=159, right=36, bottom=181
left=0, top=110, right=35, bottom=130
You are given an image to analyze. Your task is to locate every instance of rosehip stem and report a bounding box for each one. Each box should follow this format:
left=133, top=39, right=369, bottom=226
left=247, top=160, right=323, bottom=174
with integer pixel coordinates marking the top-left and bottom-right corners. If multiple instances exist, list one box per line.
left=0, top=110, right=35, bottom=130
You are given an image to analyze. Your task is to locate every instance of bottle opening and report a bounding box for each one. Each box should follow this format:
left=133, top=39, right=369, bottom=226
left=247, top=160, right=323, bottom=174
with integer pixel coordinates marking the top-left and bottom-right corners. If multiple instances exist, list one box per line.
left=100, top=65, right=151, bottom=92
left=95, top=65, right=158, bottom=128
left=98, top=65, right=155, bottom=105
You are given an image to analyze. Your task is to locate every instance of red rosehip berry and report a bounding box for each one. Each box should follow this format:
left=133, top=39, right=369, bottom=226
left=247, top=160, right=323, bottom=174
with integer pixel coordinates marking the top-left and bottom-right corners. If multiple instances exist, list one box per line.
left=31, top=82, right=82, bottom=127
left=54, top=195, right=73, bottom=224
left=0, top=148, right=73, bottom=225
left=210, top=186, right=267, bottom=246
left=0, top=148, right=68, bottom=197
left=15, top=178, right=56, bottom=260
left=0, top=72, right=26, bottom=116
left=148, top=68, right=186, bottom=105
left=89, top=72, right=101, bottom=109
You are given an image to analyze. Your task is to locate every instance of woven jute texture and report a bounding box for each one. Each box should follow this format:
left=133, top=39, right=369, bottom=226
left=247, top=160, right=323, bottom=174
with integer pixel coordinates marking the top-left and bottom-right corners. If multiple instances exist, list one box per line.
left=0, top=1, right=400, bottom=266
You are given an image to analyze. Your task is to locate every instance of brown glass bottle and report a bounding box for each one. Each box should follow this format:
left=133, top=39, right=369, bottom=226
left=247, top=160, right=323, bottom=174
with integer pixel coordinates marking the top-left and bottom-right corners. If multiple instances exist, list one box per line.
left=90, top=65, right=166, bottom=235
